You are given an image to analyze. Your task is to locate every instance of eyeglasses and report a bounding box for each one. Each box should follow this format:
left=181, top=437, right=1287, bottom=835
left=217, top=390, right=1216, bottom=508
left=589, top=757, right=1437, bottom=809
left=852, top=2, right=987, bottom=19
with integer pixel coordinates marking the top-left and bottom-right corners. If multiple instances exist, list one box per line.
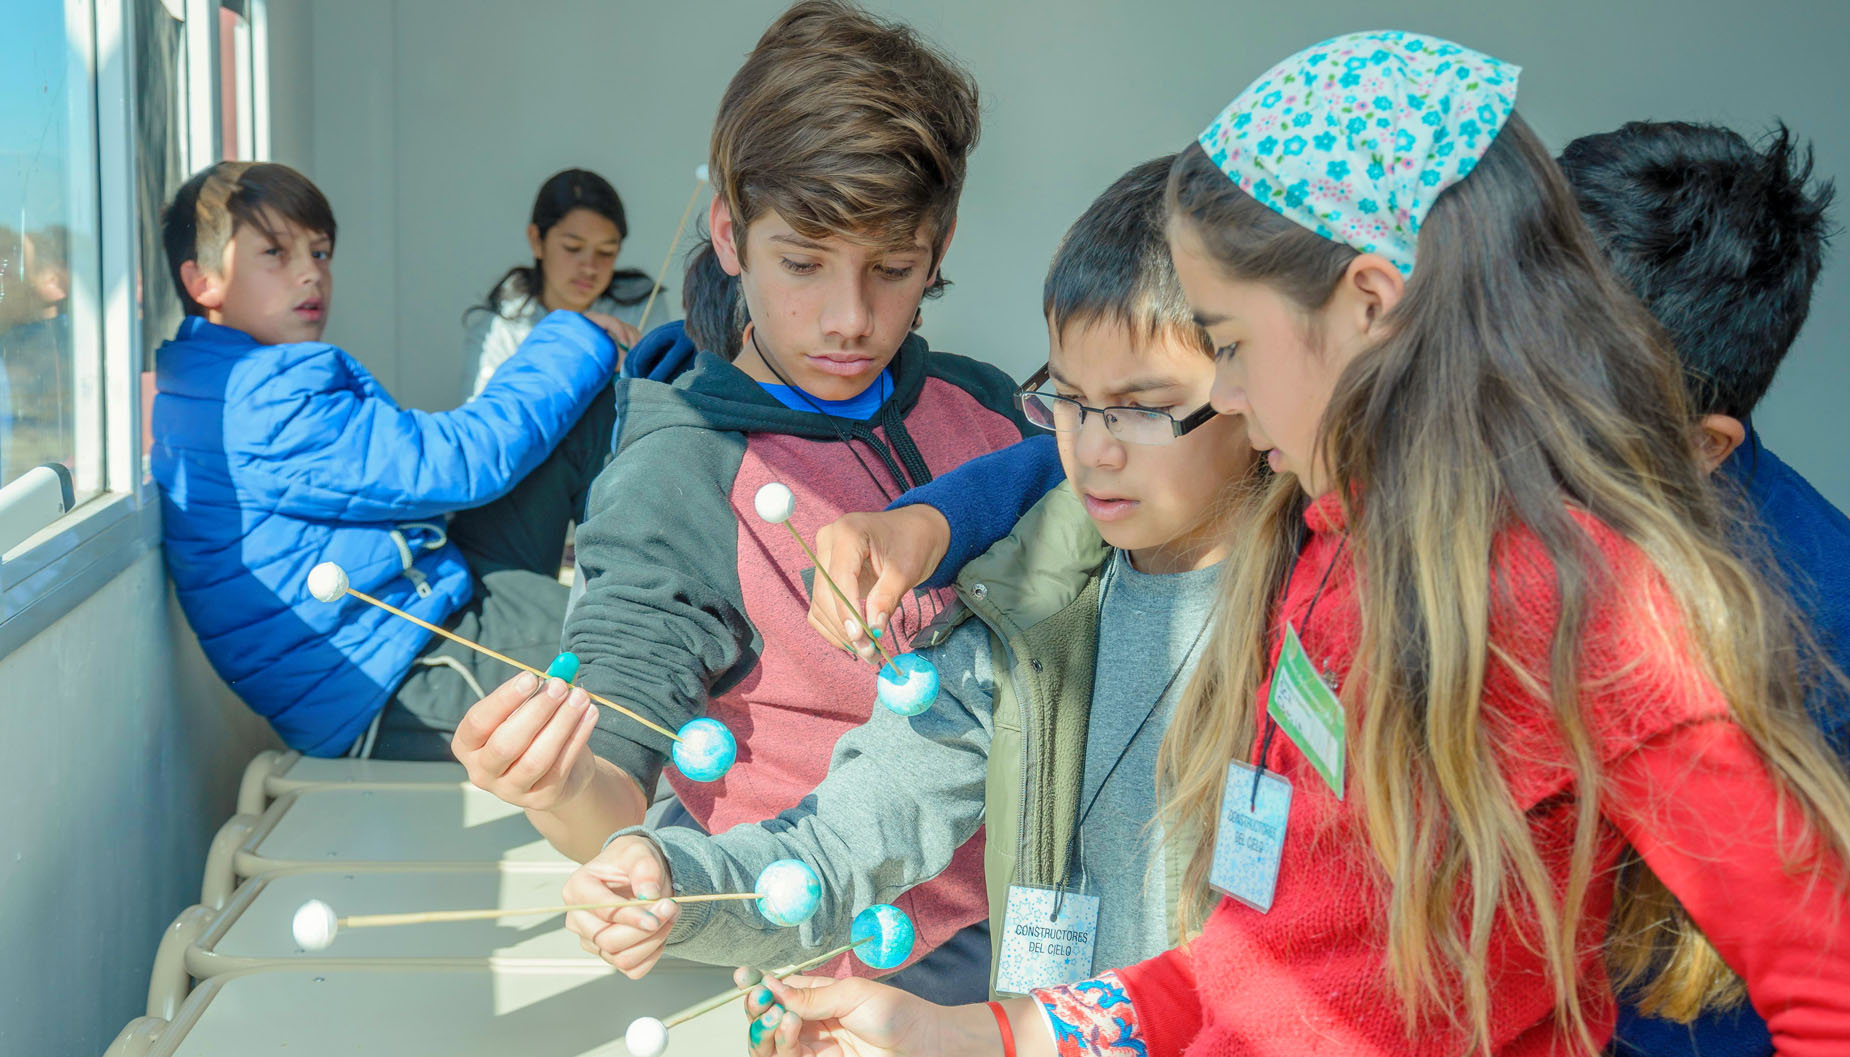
left=1013, top=366, right=1217, bottom=446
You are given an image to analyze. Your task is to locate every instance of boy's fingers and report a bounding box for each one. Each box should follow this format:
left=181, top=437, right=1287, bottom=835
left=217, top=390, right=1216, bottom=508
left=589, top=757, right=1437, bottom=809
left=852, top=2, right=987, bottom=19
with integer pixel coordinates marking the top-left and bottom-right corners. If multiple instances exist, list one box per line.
left=565, top=909, right=612, bottom=942
left=811, top=522, right=875, bottom=642
left=862, top=565, right=920, bottom=643
left=547, top=703, right=600, bottom=787
left=592, top=915, right=673, bottom=976
left=743, top=981, right=777, bottom=1018
left=451, top=672, right=539, bottom=753
left=477, top=680, right=571, bottom=775
left=505, top=689, right=590, bottom=789
left=775, top=1009, right=802, bottom=1056
left=614, top=840, right=670, bottom=901
left=762, top=975, right=861, bottom=1040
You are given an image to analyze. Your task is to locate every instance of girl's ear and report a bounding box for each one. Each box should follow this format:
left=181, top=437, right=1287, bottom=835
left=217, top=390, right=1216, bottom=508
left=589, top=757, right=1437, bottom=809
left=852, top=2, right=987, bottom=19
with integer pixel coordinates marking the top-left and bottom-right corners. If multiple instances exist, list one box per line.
left=1319, top=253, right=1405, bottom=371
left=526, top=223, right=544, bottom=259
left=1342, top=253, right=1406, bottom=336
left=710, top=197, right=744, bottom=277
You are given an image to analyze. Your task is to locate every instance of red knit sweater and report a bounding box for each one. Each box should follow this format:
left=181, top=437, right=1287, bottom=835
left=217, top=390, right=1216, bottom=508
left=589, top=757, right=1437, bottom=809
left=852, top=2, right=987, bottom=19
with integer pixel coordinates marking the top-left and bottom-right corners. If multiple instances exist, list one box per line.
left=1036, top=493, right=1850, bottom=1056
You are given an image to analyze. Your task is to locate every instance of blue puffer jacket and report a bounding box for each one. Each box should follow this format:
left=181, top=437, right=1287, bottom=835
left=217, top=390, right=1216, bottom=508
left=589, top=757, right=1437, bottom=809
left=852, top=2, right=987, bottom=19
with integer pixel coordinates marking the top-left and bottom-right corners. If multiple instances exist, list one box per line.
left=152, top=312, right=618, bottom=755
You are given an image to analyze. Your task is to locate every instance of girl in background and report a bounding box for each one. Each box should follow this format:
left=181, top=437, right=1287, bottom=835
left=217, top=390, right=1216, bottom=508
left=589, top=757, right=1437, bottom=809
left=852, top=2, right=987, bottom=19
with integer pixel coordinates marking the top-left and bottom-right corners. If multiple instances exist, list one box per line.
left=463, top=168, right=653, bottom=400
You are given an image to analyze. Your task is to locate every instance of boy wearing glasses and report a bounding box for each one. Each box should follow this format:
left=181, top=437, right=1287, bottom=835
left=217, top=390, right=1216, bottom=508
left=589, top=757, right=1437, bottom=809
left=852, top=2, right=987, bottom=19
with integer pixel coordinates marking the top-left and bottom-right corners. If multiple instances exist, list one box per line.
left=564, top=157, right=1257, bottom=996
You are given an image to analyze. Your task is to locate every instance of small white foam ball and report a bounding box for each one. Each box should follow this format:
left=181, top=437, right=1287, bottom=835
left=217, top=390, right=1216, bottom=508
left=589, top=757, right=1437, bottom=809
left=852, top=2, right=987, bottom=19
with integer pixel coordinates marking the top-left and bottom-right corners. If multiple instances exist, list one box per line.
left=694, top=164, right=710, bottom=184
left=753, top=482, right=796, bottom=525
left=626, top=1015, right=669, bottom=1057
left=292, top=899, right=339, bottom=951
left=306, top=562, right=349, bottom=603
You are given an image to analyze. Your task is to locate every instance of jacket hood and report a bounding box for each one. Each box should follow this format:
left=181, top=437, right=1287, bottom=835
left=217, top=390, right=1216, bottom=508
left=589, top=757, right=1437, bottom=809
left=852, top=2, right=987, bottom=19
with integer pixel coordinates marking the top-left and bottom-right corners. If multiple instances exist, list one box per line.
left=614, top=331, right=943, bottom=451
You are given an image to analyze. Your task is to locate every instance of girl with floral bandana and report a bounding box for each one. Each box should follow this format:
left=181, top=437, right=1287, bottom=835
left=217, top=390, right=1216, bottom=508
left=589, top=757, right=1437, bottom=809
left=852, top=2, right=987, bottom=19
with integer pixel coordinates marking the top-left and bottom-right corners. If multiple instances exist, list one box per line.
left=738, top=30, right=1850, bottom=1057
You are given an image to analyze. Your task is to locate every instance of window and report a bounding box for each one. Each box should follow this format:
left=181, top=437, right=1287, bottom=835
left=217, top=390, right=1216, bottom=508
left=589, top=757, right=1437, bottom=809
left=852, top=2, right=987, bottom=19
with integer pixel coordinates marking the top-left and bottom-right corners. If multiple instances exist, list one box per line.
left=1, top=2, right=100, bottom=499
left=0, top=0, right=267, bottom=656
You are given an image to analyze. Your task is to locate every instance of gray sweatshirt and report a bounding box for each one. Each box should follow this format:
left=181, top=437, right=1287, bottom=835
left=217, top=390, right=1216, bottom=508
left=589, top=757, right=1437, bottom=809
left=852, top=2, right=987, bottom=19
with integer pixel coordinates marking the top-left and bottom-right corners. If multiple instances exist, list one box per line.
left=630, top=550, right=1221, bottom=977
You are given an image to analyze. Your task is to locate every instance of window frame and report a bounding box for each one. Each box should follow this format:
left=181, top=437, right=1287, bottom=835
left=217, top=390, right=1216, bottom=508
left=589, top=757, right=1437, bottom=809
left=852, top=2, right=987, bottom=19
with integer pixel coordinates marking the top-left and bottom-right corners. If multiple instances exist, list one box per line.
left=0, top=0, right=262, bottom=659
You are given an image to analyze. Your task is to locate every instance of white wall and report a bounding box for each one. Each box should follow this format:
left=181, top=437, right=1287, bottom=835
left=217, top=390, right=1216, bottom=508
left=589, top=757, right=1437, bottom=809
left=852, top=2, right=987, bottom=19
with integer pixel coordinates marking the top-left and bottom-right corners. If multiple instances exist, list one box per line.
left=0, top=550, right=278, bottom=1057
left=297, top=0, right=1850, bottom=509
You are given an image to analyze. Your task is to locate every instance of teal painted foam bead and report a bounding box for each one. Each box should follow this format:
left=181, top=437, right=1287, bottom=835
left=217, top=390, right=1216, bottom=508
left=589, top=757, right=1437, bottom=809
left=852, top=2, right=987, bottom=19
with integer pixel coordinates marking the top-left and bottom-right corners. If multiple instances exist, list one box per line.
left=748, top=1006, right=784, bottom=1048
left=876, top=653, right=939, bottom=717
left=850, top=904, right=915, bottom=970
left=755, top=859, right=823, bottom=927
left=671, top=717, right=737, bottom=782
left=544, top=652, right=580, bottom=684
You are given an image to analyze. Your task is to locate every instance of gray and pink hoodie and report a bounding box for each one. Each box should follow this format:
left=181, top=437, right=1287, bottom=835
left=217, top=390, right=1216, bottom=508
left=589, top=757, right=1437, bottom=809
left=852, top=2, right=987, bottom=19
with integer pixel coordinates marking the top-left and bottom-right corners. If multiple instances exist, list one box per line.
left=565, top=333, right=1027, bottom=980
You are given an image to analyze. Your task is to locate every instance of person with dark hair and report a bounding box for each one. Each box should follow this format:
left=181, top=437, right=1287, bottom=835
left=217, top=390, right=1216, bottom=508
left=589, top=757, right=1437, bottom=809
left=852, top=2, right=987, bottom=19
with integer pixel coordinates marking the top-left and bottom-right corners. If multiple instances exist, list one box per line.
left=150, top=161, right=625, bottom=759
left=679, top=240, right=743, bottom=361
left=462, top=168, right=654, bottom=400
left=1558, top=119, right=1847, bottom=1057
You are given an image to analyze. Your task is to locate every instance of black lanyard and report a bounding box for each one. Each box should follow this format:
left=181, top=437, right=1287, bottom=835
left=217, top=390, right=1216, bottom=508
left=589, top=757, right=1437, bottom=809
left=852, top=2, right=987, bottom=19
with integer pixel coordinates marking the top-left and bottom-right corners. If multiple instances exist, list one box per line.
left=1249, top=531, right=1348, bottom=809
left=1053, top=554, right=1212, bottom=915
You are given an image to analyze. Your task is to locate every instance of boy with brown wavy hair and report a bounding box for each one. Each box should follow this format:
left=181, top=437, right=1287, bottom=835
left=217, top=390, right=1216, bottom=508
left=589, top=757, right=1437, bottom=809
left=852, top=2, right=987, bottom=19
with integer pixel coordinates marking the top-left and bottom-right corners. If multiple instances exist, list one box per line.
left=453, top=0, right=1025, bottom=1004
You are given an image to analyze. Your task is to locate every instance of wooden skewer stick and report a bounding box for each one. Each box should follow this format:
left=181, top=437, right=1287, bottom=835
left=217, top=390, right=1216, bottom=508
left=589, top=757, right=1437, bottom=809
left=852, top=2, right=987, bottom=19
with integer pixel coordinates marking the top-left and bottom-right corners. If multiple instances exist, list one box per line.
left=662, top=936, right=873, bottom=1029
left=775, top=521, right=898, bottom=669
left=338, top=891, right=763, bottom=930
left=337, top=583, right=683, bottom=743
left=636, top=170, right=709, bottom=334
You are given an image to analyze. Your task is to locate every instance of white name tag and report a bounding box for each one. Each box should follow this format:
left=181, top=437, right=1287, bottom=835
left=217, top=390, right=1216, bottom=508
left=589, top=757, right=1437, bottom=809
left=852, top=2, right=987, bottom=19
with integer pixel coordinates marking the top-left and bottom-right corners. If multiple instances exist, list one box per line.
left=1209, top=761, right=1292, bottom=913
left=993, top=885, right=1100, bottom=995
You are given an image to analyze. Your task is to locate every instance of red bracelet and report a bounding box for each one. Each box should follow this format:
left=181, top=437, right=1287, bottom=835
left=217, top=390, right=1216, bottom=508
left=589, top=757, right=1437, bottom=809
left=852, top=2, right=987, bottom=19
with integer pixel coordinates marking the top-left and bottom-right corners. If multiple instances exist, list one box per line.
left=987, top=1001, right=1017, bottom=1057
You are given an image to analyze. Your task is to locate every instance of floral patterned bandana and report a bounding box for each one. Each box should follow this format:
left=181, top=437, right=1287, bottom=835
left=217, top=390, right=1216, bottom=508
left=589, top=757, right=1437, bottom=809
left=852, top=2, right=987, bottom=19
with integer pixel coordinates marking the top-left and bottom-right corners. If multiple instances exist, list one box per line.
left=1198, top=30, right=1519, bottom=275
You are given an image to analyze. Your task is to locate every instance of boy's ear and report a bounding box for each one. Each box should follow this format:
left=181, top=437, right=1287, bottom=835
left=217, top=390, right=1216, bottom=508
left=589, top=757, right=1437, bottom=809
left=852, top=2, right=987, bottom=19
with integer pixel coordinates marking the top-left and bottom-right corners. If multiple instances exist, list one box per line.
left=710, top=197, right=744, bottom=277
left=526, top=223, right=544, bottom=260
left=1695, top=413, right=1746, bottom=476
left=179, top=259, right=226, bottom=311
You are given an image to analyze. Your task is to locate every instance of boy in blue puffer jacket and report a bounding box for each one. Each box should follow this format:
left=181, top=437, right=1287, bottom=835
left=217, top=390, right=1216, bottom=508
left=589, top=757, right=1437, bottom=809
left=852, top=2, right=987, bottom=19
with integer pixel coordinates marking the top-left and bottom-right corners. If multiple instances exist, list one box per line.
left=152, top=161, right=625, bottom=758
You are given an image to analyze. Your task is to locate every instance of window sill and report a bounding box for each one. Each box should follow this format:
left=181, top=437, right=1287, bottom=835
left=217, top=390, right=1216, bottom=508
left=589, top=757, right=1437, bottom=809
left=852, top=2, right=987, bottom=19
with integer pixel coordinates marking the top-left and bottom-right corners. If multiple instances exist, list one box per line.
left=0, top=485, right=162, bottom=660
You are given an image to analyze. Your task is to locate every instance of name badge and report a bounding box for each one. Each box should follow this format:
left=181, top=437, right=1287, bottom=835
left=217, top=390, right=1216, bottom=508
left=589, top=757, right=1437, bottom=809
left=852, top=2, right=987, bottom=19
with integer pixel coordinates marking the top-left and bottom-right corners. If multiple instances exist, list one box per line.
left=1266, top=623, right=1346, bottom=798
left=1210, top=761, right=1292, bottom=913
left=993, top=885, right=1100, bottom=995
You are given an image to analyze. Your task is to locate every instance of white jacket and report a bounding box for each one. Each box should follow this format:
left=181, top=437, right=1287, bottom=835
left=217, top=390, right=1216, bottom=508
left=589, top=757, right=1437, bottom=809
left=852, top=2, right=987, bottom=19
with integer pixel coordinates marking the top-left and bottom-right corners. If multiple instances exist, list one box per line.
left=461, top=274, right=651, bottom=401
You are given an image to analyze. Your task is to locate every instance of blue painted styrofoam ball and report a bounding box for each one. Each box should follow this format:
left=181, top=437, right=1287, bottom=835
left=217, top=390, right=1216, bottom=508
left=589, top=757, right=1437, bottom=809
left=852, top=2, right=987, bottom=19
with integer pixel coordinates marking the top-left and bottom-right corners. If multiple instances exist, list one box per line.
left=755, top=859, right=822, bottom=927
left=672, top=717, right=737, bottom=782
left=850, top=904, right=915, bottom=970
left=875, top=653, right=939, bottom=717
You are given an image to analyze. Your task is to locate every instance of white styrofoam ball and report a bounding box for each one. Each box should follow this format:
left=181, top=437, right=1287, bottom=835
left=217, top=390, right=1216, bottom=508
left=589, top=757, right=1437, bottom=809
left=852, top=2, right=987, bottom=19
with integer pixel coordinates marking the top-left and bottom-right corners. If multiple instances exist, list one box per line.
left=292, top=899, right=339, bottom=951
left=753, top=482, right=796, bottom=525
left=306, top=562, right=349, bottom=603
left=625, top=1016, right=669, bottom=1057
left=694, top=164, right=710, bottom=184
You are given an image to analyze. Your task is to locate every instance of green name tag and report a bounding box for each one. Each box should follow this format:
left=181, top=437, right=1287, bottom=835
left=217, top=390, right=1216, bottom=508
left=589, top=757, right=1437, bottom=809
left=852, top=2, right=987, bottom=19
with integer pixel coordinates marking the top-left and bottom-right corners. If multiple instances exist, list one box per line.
left=1266, top=623, right=1346, bottom=798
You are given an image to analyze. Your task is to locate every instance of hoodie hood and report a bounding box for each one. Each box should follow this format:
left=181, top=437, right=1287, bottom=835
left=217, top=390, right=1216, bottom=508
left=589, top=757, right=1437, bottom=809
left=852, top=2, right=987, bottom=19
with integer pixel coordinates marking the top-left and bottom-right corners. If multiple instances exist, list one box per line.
left=615, top=330, right=984, bottom=452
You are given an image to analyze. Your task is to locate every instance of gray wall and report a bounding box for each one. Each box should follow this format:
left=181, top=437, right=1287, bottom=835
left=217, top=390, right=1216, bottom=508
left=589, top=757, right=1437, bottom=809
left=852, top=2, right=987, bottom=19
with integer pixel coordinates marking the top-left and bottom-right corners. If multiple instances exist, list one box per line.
left=297, top=0, right=1850, bottom=508
left=0, top=552, right=279, bottom=1056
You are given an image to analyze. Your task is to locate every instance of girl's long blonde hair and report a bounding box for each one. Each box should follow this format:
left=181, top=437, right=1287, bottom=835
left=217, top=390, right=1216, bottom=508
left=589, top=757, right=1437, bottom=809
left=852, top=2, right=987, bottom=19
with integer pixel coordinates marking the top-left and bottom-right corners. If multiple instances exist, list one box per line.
left=1158, top=115, right=1850, bottom=1054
